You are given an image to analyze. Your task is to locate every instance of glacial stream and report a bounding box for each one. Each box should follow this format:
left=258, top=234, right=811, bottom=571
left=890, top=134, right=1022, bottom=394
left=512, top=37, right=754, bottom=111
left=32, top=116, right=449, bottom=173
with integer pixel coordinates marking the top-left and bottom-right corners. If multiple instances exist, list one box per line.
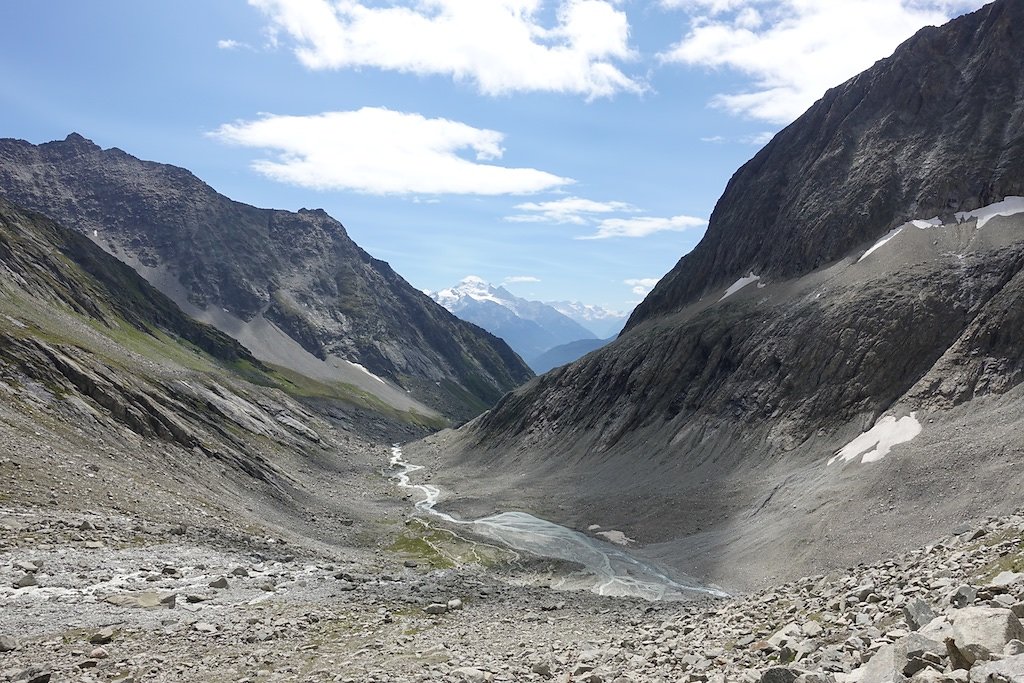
left=388, top=445, right=728, bottom=601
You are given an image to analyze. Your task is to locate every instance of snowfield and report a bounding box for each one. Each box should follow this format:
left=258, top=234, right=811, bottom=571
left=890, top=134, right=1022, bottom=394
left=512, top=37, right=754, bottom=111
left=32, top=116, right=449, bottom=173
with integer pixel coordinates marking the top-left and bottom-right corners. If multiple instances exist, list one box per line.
left=719, top=273, right=760, bottom=301
left=858, top=197, right=1024, bottom=262
left=829, top=413, right=923, bottom=465
left=858, top=227, right=904, bottom=262
left=957, top=196, right=1024, bottom=229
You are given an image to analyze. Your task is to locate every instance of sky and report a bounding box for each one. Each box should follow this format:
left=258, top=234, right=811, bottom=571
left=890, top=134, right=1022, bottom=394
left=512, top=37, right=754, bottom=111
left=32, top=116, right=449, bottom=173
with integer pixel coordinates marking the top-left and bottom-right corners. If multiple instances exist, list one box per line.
left=0, top=0, right=986, bottom=313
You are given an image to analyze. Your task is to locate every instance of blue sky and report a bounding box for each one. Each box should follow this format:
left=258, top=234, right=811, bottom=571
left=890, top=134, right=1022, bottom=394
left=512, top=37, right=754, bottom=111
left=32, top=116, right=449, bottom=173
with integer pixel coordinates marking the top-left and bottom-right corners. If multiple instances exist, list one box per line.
left=0, top=0, right=984, bottom=312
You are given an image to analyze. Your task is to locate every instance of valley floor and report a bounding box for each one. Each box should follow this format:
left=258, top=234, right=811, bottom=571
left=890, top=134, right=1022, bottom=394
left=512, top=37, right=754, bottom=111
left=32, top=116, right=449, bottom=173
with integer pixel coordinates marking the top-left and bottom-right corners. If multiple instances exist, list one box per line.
left=3, top=398, right=1024, bottom=683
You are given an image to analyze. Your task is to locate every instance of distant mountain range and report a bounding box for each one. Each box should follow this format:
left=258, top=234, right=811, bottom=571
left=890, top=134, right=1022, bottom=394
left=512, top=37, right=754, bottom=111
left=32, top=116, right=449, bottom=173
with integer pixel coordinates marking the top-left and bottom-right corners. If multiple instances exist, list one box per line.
left=428, top=276, right=623, bottom=371
left=529, top=337, right=612, bottom=375
left=545, top=300, right=626, bottom=340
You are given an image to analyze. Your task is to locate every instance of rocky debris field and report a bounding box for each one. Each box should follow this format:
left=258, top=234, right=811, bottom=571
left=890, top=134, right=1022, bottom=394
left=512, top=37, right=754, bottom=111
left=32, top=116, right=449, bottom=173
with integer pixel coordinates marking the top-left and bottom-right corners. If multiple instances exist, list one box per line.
left=2, top=500, right=1024, bottom=683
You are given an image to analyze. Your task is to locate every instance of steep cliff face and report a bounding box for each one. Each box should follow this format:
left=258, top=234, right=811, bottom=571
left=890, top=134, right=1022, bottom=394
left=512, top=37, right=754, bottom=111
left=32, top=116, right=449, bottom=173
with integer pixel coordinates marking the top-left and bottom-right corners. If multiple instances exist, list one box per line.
left=419, top=0, right=1024, bottom=588
left=0, top=136, right=532, bottom=421
left=630, top=0, right=1024, bottom=328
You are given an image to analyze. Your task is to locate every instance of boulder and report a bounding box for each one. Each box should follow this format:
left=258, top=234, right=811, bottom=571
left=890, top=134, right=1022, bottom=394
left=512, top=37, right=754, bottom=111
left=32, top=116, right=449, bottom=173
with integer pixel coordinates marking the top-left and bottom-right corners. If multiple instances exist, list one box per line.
left=103, top=592, right=175, bottom=609
left=951, top=608, right=1024, bottom=660
left=949, top=586, right=978, bottom=608
left=453, top=667, right=490, bottom=683
left=856, top=633, right=945, bottom=683
left=760, top=668, right=801, bottom=683
left=905, top=599, right=938, bottom=631
left=88, top=626, right=116, bottom=644
left=991, top=572, right=1024, bottom=591
left=13, top=573, right=37, bottom=589
left=970, top=653, right=1024, bottom=682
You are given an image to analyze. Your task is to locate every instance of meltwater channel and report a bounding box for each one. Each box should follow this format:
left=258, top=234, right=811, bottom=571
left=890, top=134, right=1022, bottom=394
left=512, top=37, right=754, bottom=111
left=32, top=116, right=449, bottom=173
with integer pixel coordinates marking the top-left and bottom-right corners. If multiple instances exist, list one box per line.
left=388, top=445, right=728, bottom=601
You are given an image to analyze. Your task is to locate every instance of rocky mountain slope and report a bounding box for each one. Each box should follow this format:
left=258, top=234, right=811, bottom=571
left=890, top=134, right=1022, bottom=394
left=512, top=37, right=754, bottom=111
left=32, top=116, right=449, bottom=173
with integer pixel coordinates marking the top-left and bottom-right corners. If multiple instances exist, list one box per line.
left=423, top=0, right=1024, bottom=590
left=630, top=0, right=1024, bottom=328
left=0, top=135, right=532, bottom=422
left=530, top=336, right=612, bottom=375
left=430, top=276, right=597, bottom=369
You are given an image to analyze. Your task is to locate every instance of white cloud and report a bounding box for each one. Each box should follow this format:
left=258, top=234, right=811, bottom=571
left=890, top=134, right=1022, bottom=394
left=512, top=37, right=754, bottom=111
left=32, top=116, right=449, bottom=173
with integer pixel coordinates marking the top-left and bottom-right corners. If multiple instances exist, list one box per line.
left=624, top=277, right=659, bottom=296
left=210, top=108, right=573, bottom=195
left=218, top=39, right=247, bottom=50
left=249, top=0, right=643, bottom=99
left=578, top=214, right=706, bottom=239
left=506, top=196, right=637, bottom=225
left=660, top=1, right=985, bottom=122
left=699, top=131, right=774, bottom=145
left=742, top=130, right=775, bottom=145
left=503, top=275, right=542, bottom=284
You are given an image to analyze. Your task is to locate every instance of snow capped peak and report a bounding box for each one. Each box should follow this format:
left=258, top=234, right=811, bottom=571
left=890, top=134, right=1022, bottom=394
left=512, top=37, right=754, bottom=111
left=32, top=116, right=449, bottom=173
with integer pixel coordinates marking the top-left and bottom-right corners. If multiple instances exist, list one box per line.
left=545, top=300, right=627, bottom=338
left=434, top=275, right=511, bottom=309
left=547, top=300, right=624, bottom=322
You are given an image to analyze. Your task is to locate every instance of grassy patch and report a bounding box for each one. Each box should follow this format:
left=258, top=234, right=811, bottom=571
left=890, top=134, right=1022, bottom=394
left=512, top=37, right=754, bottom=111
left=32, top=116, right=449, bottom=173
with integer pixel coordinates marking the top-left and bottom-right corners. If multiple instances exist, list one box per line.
left=389, top=531, right=456, bottom=569
left=264, top=363, right=447, bottom=430
left=976, top=543, right=1024, bottom=581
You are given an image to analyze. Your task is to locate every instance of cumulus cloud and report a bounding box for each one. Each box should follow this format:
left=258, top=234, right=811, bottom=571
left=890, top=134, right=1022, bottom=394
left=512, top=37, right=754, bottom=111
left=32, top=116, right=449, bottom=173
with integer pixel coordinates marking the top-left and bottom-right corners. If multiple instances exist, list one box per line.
left=217, top=39, right=248, bottom=50
left=624, top=277, right=659, bottom=296
left=505, top=195, right=705, bottom=239
left=210, top=107, right=573, bottom=195
left=503, top=275, right=542, bottom=284
left=660, top=0, right=985, bottom=122
left=742, top=130, right=775, bottom=145
left=249, top=0, right=642, bottom=99
left=506, top=197, right=637, bottom=225
left=577, top=214, right=706, bottom=240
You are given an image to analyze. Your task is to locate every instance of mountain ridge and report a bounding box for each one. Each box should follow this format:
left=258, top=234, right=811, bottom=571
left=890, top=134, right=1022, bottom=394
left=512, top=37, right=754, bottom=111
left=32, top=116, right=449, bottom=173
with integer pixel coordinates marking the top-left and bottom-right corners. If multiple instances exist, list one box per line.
left=629, top=0, right=1024, bottom=330
left=0, top=135, right=533, bottom=421
left=419, top=0, right=1024, bottom=589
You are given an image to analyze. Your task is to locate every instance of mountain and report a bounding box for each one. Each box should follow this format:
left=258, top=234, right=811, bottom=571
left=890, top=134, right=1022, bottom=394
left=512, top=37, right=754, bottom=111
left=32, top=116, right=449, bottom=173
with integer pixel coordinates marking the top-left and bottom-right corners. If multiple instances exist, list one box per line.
left=546, top=301, right=626, bottom=339
left=0, top=195, right=421, bottom=479
left=629, top=0, right=1024, bottom=329
left=529, top=337, right=612, bottom=374
left=0, top=135, right=533, bottom=422
left=6, top=188, right=1024, bottom=683
left=415, top=0, right=1024, bottom=590
left=429, top=276, right=596, bottom=366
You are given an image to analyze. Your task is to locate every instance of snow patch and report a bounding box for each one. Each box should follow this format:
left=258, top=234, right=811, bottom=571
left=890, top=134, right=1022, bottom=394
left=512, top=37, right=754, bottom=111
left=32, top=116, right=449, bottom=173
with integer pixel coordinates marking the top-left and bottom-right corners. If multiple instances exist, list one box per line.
left=858, top=197, right=1024, bottom=263
left=719, top=273, right=760, bottom=301
left=596, top=530, right=636, bottom=546
left=956, top=196, right=1024, bottom=229
left=858, top=227, right=904, bottom=262
left=828, top=413, right=922, bottom=465
left=348, top=361, right=386, bottom=385
left=911, top=217, right=941, bottom=229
